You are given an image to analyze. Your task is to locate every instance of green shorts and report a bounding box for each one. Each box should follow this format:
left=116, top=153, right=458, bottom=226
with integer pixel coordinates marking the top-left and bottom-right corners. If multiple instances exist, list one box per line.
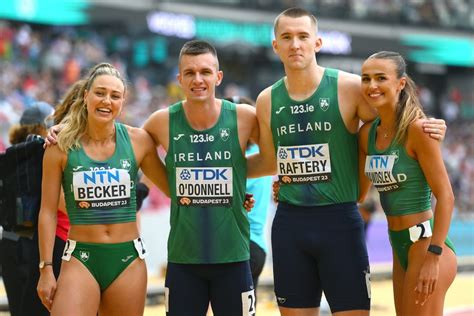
left=62, top=237, right=148, bottom=291
left=388, top=218, right=455, bottom=270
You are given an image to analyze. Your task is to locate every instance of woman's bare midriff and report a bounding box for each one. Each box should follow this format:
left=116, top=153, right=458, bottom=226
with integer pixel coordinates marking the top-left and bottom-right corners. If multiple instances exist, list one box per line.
left=68, top=221, right=139, bottom=243
left=386, top=209, right=433, bottom=231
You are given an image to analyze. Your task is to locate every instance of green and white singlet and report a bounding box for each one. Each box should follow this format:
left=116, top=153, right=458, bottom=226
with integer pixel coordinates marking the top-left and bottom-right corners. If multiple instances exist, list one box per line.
left=271, top=68, right=358, bottom=206
left=165, top=100, right=249, bottom=264
left=364, top=117, right=432, bottom=216
left=63, top=122, right=138, bottom=225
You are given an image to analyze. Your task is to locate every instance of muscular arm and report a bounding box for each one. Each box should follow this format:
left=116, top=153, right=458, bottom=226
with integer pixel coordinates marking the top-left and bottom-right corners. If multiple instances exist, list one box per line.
left=358, top=122, right=373, bottom=203
left=350, top=73, right=377, bottom=124
left=143, top=109, right=170, bottom=152
left=247, top=87, right=277, bottom=178
left=129, top=126, right=169, bottom=197
left=236, top=103, right=258, bottom=153
left=338, top=72, right=377, bottom=134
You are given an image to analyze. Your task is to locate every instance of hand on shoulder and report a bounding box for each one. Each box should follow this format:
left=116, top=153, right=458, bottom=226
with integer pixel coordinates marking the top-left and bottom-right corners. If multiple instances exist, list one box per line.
left=43, top=124, right=63, bottom=148
left=409, top=119, right=435, bottom=141
left=421, top=117, right=447, bottom=141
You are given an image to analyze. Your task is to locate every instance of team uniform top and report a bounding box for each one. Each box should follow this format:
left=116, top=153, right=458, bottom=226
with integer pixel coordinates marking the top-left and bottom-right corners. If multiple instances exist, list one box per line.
left=364, top=117, right=432, bottom=216
left=63, top=122, right=138, bottom=225
left=165, top=100, right=249, bottom=264
left=270, top=68, right=358, bottom=206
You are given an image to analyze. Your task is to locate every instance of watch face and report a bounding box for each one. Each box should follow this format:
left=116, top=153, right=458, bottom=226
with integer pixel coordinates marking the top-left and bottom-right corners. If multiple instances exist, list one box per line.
left=39, top=261, right=51, bottom=269
left=428, top=245, right=443, bottom=255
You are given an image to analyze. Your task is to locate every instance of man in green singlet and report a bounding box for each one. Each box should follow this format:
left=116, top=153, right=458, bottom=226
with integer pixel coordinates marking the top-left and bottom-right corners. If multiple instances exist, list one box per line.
left=246, top=7, right=447, bottom=316
left=143, top=40, right=259, bottom=316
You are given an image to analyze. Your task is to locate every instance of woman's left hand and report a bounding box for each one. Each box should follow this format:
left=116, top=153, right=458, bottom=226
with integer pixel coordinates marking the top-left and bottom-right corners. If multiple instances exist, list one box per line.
left=414, top=253, right=440, bottom=305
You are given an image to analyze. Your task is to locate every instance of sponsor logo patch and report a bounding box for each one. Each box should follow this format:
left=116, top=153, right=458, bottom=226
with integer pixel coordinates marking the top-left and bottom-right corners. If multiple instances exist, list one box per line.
left=275, top=106, right=285, bottom=114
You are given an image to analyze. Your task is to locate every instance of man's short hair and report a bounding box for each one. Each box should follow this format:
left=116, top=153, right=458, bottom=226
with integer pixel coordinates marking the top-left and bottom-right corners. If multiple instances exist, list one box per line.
left=179, top=40, right=219, bottom=69
left=274, top=7, right=318, bottom=35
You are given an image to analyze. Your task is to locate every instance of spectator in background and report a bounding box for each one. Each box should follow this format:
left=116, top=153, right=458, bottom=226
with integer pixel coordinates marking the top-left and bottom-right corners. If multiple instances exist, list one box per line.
left=417, top=86, right=434, bottom=115
left=19, top=82, right=85, bottom=316
left=442, top=121, right=474, bottom=214
left=441, top=90, right=460, bottom=123
left=0, top=101, right=54, bottom=316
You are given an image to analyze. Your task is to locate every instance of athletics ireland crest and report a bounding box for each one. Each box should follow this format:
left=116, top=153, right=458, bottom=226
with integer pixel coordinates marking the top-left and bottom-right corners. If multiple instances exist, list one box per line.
left=319, top=98, right=330, bottom=111
left=220, top=128, right=230, bottom=141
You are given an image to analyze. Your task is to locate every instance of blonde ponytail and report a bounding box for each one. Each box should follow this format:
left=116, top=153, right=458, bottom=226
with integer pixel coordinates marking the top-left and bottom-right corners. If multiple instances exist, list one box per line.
left=394, top=76, right=426, bottom=144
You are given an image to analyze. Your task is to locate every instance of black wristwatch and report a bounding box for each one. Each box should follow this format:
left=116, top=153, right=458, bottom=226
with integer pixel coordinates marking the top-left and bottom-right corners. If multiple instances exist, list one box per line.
left=427, top=244, right=443, bottom=255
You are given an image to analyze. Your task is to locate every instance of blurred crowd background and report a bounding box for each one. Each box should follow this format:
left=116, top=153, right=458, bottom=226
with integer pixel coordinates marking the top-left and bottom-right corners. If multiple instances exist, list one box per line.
left=0, top=0, right=473, bottom=214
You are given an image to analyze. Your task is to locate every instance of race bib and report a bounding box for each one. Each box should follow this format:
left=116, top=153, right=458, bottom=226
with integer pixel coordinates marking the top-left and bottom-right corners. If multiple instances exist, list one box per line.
left=72, top=168, right=131, bottom=209
left=61, top=239, right=76, bottom=261
left=176, top=167, right=233, bottom=207
left=365, top=155, right=401, bottom=192
left=408, top=220, right=432, bottom=243
left=277, top=143, right=331, bottom=184
left=241, top=289, right=256, bottom=316
left=133, top=237, right=148, bottom=259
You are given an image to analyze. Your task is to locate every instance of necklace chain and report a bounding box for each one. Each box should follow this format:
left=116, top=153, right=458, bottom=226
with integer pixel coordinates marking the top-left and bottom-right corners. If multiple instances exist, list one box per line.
left=380, top=126, right=391, bottom=139
left=86, top=126, right=115, bottom=142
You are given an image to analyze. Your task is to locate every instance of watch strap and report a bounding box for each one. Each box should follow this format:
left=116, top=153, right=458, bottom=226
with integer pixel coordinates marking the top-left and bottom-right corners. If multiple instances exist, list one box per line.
left=427, top=244, right=443, bottom=255
left=39, top=261, right=53, bottom=269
